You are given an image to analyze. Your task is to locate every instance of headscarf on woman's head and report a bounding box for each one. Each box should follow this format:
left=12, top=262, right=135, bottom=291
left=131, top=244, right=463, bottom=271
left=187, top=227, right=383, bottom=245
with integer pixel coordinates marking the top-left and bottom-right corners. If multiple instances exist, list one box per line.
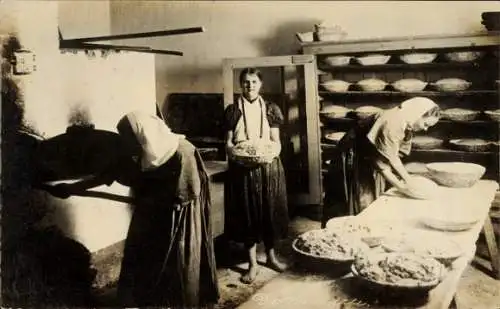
left=116, top=111, right=183, bottom=171
left=398, top=97, right=439, bottom=125
left=366, top=97, right=438, bottom=162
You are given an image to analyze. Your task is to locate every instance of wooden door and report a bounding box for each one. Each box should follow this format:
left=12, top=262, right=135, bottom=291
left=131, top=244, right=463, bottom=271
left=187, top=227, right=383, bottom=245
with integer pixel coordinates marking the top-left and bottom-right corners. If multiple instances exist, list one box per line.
left=222, top=55, right=322, bottom=206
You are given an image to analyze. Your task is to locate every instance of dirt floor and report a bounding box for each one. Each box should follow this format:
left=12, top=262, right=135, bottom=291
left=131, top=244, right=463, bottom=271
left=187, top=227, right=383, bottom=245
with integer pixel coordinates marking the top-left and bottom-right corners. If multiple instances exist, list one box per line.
left=212, top=216, right=320, bottom=309
left=93, top=213, right=500, bottom=309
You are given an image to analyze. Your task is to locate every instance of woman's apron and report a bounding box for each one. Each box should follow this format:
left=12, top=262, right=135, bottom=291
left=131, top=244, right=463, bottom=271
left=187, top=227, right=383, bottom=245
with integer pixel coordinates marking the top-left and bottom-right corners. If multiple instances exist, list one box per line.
left=323, top=115, right=386, bottom=221
left=232, top=97, right=270, bottom=143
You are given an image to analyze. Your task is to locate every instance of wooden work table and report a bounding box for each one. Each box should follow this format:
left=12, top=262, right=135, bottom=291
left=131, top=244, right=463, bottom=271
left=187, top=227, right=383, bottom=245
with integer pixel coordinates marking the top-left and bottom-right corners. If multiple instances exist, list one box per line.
left=237, top=180, right=499, bottom=309
left=203, top=160, right=228, bottom=238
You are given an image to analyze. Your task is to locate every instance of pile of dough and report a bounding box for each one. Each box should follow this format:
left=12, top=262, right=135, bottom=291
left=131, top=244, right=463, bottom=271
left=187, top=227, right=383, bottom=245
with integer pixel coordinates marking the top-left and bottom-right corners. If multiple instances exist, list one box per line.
left=401, top=175, right=439, bottom=200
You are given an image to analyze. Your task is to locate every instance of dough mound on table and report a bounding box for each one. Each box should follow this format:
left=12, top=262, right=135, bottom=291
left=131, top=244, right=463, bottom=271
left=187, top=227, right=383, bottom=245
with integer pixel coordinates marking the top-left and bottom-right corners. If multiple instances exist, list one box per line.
left=403, top=175, right=439, bottom=199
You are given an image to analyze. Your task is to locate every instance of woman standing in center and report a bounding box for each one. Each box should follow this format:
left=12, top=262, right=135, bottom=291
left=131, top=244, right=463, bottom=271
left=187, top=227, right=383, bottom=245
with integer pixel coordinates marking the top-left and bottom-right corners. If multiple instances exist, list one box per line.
left=224, top=68, right=289, bottom=284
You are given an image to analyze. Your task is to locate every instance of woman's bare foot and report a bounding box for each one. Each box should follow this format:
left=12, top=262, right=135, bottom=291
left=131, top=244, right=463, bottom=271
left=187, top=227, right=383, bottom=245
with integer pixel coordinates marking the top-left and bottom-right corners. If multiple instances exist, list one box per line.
left=240, top=266, right=259, bottom=284
left=266, top=248, right=287, bottom=272
left=266, top=257, right=287, bottom=272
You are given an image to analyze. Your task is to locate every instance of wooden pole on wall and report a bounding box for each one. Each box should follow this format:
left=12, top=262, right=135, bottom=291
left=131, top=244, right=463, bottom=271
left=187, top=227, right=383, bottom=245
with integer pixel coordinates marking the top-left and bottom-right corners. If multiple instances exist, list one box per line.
left=60, top=27, right=205, bottom=43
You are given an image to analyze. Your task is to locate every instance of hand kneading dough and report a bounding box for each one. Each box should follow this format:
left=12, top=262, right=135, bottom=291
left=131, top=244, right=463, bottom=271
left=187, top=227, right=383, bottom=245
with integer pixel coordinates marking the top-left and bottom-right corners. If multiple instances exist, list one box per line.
left=401, top=175, right=439, bottom=200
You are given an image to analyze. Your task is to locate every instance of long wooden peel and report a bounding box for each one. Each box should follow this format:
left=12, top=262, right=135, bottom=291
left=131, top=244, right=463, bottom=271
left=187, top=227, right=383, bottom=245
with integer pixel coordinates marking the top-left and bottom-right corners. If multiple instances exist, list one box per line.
left=62, top=42, right=184, bottom=56
left=60, top=27, right=205, bottom=43
left=58, top=26, right=204, bottom=56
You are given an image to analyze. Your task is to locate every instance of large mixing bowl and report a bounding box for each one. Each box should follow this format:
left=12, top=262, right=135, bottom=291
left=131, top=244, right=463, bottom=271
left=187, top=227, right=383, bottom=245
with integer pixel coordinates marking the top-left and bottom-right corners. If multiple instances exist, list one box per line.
left=425, top=162, right=486, bottom=188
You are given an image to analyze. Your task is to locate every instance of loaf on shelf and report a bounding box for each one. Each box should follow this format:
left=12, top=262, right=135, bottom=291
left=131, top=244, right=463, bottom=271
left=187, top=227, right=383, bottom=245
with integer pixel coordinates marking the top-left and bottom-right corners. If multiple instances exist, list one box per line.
left=444, top=51, right=484, bottom=63
left=448, top=139, right=491, bottom=152
left=354, top=54, right=391, bottom=66
left=484, top=109, right=500, bottom=121
left=399, top=53, right=437, bottom=64
left=323, top=55, right=352, bottom=66
left=353, top=106, right=383, bottom=119
left=321, top=80, right=351, bottom=92
left=412, top=136, right=444, bottom=150
left=323, top=132, right=346, bottom=145
left=319, top=105, right=351, bottom=119
left=356, top=78, right=387, bottom=91
left=441, top=108, right=481, bottom=121
left=431, top=78, right=472, bottom=91
left=391, top=78, right=428, bottom=92
left=490, top=142, right=500, bottom=151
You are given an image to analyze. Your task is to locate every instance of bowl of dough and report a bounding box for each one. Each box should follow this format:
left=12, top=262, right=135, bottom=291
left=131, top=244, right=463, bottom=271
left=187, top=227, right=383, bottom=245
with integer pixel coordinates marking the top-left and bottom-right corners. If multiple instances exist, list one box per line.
left=444, top=51, right=484, bottom=63
left=353, top=105, right=383, bottom=119
left=484, top=109, right=500, bottom=122
left=356, top=78, right=388, bottom=91
left=412, top=136, right=443, bottom=149
left=319, top=105, right=351, bottom=120
left=325, top=215, right=401, bottom=247
left=448, top=139, right=491, bottom=153
left=381, top=232, right=464, bottom=264
left=431, top=78, right=471, bottom=92
left=321, top=79, right=352, bottom=92
left=323, top=131, right=346, bottom=145
left=425, top=162, right=486, bottom=188
left=229, top=139, right=280, bottom=167
left=441, top=108, right=480, bottom=122
left=391, top=78, right=428, bottom=92
left=324, top=55, right=352, bottom=66
left=355, top=54, right=391, bottom=66
left=421, top=203, right=482, bottom=232
left=399, top=53, right=437, bottom=64
left=351, top=252, right=445, bottom=292
left=292, top=228, right=369, bottom=272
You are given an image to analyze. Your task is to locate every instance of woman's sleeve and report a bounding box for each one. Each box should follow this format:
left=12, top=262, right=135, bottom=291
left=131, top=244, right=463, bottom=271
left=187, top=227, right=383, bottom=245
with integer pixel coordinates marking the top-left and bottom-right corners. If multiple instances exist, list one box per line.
left=267, top=102, right=285, bottom=128
left=103, top=142, right=140, bottom=187
left=112, top=156, right=139, bottom=187
left=373, top=120, right=406, bottom=164
left=224, top=104, right=240, bottom=132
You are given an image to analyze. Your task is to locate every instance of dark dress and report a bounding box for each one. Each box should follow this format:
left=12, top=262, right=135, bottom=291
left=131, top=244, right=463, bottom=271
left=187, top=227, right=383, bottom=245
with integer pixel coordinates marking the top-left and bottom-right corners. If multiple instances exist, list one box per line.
left=115, top=139, right=219, bottom=307
left=323, top=114, right=412, bottom=223
left=223, top=101, right=289, bottom=247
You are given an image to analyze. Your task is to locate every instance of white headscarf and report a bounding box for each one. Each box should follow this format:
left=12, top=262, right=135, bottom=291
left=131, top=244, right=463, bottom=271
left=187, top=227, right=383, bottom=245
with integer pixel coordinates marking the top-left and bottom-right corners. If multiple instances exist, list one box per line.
left=118, top=111, right=184, bottom=171
left=366, top=97, right=438, bottom=152
left=398, top=97, right=438, bottom=125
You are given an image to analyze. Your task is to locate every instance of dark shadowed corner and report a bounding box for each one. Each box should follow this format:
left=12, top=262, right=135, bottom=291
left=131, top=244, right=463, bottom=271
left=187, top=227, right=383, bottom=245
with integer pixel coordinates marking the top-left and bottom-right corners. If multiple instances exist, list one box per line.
left=1, top=35, right=96, bottom=307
